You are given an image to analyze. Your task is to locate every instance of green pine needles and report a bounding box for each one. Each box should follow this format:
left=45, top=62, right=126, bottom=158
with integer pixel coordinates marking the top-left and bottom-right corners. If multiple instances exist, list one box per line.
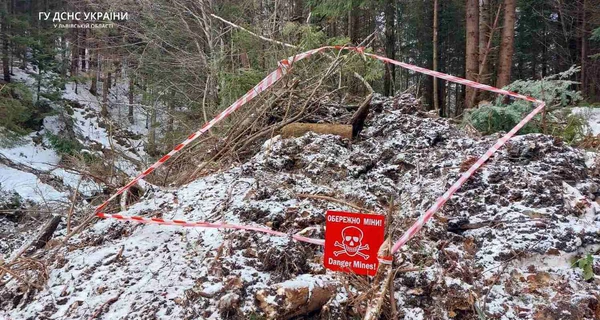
left=464, top=66, right=587, bottom=143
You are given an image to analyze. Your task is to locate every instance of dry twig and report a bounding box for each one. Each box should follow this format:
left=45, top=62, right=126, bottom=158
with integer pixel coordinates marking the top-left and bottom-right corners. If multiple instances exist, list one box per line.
left=67, top=176, right=83, bottom=234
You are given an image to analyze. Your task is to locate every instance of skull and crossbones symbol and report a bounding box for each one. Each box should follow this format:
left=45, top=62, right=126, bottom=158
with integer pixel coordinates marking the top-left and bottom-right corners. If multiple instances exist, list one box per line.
left=334, top=226, right=370, bottom=260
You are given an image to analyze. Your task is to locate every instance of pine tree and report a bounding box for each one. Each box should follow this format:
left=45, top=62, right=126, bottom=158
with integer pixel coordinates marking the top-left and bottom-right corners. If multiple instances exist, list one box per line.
left=1, top=0, right=10, bottom=82
left=383, top=0, right=395, bottom=96
left=465, top=0, right=479, bottom=108
left=497, top=0, right=516, bottom=88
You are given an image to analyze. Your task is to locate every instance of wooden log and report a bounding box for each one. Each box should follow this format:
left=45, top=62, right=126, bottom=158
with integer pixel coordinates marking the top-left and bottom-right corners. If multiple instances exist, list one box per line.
left=350, top=93, right=373, bottom=138
left=31, top=215, right=62, bottom=251
left=280, top=123, right=352, bottom=140
left=256, top=275, right=336, bottom=319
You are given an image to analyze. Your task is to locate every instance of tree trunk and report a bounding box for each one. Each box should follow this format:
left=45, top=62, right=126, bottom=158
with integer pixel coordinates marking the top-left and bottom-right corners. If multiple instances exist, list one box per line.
left=465, top=0, right=479, bottom=108
left=128, top=76, right=134, bottom=124
left=432, top=0, right=439, bottom=112
left=167, top=92, right=174, bottom=134
left=79, top=29, right=87, bottom=71
left=147, top=104, right=157, bottom=156
left=496, top=0, right=516, bottom=89
left=17, top=0, right=24, bottom=69
left=106, top=71, right=112, bottom=90
left=70, top=28, right=79, bottom=77
left=101, top=71, right=109, bottom=117
left=478, top=0, right=490, bottom=86
left=36, top=70, right=41, bottom=101
left=456, top=84, right=463, bottom=116
left=348, top=7, right=360, bottom=43
left=90, top=48, right=98, bottom=95
left=580, top=0, right=587, bottom=96
left=293, top=0, right=303, bottom=22
left=1, top=0, right=10, bottom=82
left=383, top=0, right=395, bottom=96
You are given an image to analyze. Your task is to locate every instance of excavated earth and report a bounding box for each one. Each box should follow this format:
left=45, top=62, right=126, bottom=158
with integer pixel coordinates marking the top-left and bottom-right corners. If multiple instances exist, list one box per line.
left=2, top=94, right=600, bottom=319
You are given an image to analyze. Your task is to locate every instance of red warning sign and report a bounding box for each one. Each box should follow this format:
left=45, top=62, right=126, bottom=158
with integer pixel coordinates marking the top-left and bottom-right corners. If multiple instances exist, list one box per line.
left=324, top=210, right=385, bottom=276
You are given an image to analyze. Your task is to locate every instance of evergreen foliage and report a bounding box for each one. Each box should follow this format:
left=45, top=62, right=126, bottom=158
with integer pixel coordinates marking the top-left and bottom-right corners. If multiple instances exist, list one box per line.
left=0, top=83, right=37, bottom=134
left=46, top=132, right=83, bottom=156
left=593, top=27, right=600, bottom=41
left=464, top=66, right=586, bottom=142
left=592, top=27, right=600, bottom=59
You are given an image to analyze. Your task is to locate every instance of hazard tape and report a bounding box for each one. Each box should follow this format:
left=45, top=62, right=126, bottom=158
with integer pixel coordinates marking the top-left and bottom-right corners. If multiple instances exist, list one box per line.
left=94, top=46, right=546, bottom=255
left=97, top=213, right=325, bottom=245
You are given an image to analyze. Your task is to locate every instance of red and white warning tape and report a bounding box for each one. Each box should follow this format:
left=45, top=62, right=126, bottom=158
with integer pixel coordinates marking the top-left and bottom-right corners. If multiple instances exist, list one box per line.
left=96, top=213, right=325, bottom=245
left=94, top=46, right=546, bottom=255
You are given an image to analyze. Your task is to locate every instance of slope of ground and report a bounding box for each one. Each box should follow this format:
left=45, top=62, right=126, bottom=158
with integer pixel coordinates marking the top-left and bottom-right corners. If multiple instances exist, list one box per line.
left=1, top=94, right=600, bottom=319
left=0, top=68, right=152, bottom=263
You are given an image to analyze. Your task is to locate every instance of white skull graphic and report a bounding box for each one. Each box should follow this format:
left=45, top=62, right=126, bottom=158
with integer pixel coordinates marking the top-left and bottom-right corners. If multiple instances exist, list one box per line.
left=333, top=226, right=370, bottom=259
left=341, top=226, right=363, bottom=256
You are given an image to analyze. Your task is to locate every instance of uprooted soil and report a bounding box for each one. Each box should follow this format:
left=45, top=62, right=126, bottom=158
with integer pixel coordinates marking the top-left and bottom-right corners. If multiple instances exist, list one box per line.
left=1, top=94, right=600, bottom=319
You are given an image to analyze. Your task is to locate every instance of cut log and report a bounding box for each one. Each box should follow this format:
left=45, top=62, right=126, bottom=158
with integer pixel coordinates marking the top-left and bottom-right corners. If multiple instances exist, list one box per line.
left=256, top=275, right=336, bottom=319
left=31, top=215, right=62, bottom=252
left=350, top=93, right=373, bottom=138
left=281, top=123, right=352, bottom=140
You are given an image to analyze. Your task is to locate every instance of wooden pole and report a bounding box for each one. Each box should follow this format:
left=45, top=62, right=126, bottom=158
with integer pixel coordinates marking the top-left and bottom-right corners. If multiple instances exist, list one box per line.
left=363, top=198, right=395, bottom=320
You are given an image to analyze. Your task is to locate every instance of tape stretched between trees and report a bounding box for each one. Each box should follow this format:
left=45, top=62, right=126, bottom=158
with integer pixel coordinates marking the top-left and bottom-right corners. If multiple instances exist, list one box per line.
left=94, top=46, right=546, bottom=256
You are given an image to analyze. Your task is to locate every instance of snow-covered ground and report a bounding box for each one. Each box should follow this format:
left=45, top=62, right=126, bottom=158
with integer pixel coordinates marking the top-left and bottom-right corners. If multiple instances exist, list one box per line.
left=0, top=67, right=151, bottom=203
left=572, top=106, right=600, bottom=135
left=0, top=133, right=65, bottom=201
left=2, top=95, right=599, bottom=319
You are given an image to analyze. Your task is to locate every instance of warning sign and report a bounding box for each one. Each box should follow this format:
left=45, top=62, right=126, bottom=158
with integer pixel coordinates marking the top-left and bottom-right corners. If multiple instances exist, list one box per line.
left=324, top=210, right=385, bottom=276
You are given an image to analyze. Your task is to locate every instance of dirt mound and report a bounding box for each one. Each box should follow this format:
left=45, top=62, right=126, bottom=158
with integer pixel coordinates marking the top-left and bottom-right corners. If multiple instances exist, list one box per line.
left=2, top=94, right=600, bottom=319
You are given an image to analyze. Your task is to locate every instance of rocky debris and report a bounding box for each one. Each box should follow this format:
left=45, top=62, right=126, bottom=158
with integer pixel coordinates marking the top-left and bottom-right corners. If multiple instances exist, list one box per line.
left=1, top=93, right=600, bottom=319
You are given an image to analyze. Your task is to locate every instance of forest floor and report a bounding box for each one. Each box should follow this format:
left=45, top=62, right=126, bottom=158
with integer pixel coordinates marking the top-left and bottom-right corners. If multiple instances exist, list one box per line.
left=1, top=86, right=600, bottom=319
left=0, top=68, right=152, bottom=275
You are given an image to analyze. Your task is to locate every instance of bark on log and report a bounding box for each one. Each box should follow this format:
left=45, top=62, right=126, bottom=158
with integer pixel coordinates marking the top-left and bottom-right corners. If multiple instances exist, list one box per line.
left=281, top=123, right=352, bottom=140
left=30, top=216, right=62, bottom=252
left=256, top=275, right=336, bottom=319
left=350, top=93, right=373, bottom=138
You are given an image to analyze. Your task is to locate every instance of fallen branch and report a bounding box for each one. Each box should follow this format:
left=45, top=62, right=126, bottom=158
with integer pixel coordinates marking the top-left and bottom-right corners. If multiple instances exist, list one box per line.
left=66, top=177, right=83, bottom=234
left=0, top=264, right=43, bottom=290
